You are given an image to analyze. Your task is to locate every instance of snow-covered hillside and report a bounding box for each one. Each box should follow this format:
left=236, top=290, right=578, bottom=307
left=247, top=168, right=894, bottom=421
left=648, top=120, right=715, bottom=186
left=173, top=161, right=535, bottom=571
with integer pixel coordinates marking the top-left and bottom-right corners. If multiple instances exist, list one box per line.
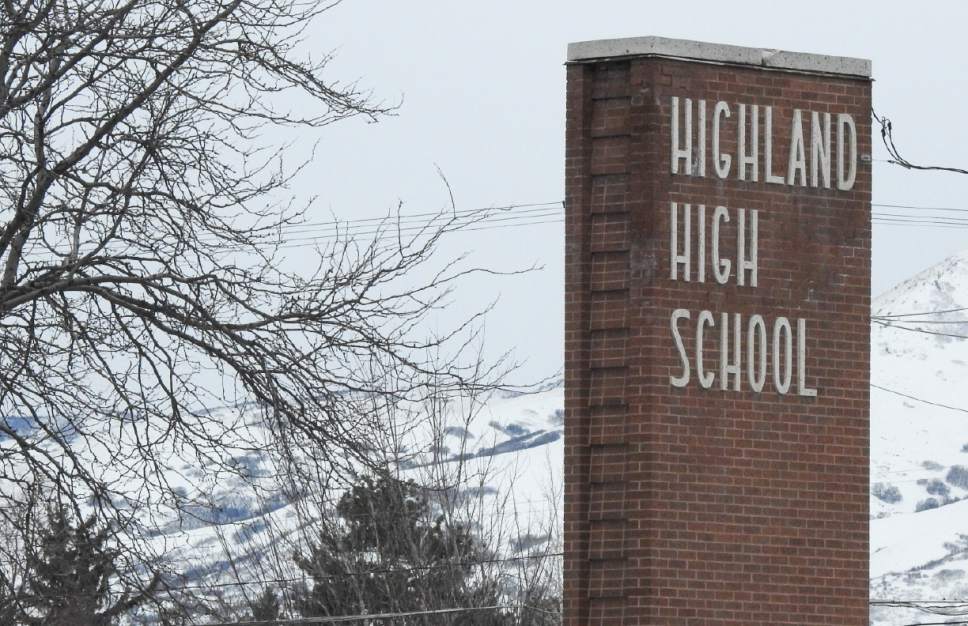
left=140, top=383, right=567, bottom=611
left=870, top=250, right=968, bottom=626
left=121, top=250, right=968, bottom=625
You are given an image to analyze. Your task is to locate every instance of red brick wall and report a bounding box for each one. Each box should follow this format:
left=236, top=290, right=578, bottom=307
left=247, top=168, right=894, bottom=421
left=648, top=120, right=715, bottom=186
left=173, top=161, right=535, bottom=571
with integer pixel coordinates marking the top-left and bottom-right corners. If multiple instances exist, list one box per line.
left=564, top=56, right=871, bottom=625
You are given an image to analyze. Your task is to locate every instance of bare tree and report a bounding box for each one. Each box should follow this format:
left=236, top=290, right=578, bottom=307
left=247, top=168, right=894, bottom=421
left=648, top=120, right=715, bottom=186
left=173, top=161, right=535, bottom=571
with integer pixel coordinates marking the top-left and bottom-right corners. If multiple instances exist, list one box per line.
left=173, top=374, right=562, bottom=624
left=0, top=0, right=509, bottom=607
left=275, top=381, right=562, bottom=625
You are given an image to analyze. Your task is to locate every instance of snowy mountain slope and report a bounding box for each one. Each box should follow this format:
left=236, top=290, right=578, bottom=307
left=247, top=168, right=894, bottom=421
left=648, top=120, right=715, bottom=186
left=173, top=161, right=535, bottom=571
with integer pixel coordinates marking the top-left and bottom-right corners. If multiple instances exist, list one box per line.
left=130, top=384, right=567, bottom=606
left=870, top=250, right=968, bottom=626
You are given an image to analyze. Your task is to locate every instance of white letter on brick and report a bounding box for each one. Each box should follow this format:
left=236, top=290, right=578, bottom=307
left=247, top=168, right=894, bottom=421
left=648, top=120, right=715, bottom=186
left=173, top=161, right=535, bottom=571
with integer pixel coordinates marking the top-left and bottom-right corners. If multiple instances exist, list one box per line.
left=697, top=204, right=706, bottom=283
left=787, top=109, right=807, bottom=186
left=747, top=314, right=767, bottom=393
left=764, top=106, right=785, bottom=185
left=712, top=206, right=731, bottom=285
left=671, top=97, right=692, bottom=175
left=671, top=309, right=691, bottom=387
left=720, top=312, right=742, bottom=392
left=697, top=99, right=707, bottom=177
left=737, top=208, right=758, bottom=288
left=697, top=310, right=715, bottom=389
left=773, top=317, right=793, bottom=394
left=811, top=111, right=832, bottom=188
left=837, top=113, right=857, bottom=191
left=713, top=101, right=732, bottom=178
left=670, top=202, right=691, bottom=281
left=797, top=318, right=819, bottom=397
left=738, top=104, right=759, bottom=182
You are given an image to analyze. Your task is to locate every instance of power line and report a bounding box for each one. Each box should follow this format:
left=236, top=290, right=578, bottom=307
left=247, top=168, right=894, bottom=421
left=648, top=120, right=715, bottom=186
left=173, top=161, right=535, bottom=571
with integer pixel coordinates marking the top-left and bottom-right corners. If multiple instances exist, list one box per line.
left=265, top=218, right=565, bottom=252
left=872, top=319, right=968, bottom=341
left=23, top=196, right=968, bottom=262
left=872, top=318, right=968, bottom=325
left=873, top=218, right=968, bottom=229
left=279, top=202, right=561, bottom=230
left=873, top=208, right=968, bottom=221
left=873, top=600, right=968, bottom=611
left=203, top=202, right=968, bottom=246
left=205, top=604, right=547, bottom=626
left=197, top=203, right=564, bottom=243
left=17, top=207, right=566, bottom=261
left=17, top=206, right=968, bottom=270
left=170, top=551, right=563, bottom=592
left=873, top=214, right=968, bottom=226
left=871, top=384, right=968, bottom=415
left=267, top=211, right=564, bottom=244
left=873, top=308, right=968, bottom=417
left=873, top=601, right=968, bottom=605
left=873, top=220, right=961, bottom=226
left=0, top=551, right=565, bottom=603
left=873, top=107, right=968, bottom=177
left=875, top=307, right=968, bottom=318
left=194, top=204, right=968, bottom=243
left=871, top=599, right=968, bottom=625
left=873, top=202, right=968, bottom=214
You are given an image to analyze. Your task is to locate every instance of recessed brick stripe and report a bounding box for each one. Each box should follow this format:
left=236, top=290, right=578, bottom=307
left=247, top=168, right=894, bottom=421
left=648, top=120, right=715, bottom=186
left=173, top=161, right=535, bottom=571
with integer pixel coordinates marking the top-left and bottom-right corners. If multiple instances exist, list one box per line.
left=564, top=38, right=870, bottom=625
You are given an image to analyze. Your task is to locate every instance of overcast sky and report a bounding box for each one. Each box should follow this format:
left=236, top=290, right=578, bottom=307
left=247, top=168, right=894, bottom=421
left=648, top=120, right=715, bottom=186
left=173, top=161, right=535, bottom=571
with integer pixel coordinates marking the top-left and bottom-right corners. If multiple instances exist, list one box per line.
left=282, top=1, right=968, bottom=382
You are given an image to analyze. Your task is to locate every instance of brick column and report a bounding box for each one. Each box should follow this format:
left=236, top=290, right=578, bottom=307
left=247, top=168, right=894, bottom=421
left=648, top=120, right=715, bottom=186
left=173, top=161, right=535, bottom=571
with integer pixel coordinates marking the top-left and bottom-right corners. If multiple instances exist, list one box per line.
left=563, top=37, right=871, bottom=626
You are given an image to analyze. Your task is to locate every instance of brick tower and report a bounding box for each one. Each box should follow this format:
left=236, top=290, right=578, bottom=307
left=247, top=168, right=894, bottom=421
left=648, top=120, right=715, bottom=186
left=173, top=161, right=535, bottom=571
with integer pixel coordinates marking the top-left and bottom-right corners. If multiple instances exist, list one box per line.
left=563, top=37, right=871, bottom=625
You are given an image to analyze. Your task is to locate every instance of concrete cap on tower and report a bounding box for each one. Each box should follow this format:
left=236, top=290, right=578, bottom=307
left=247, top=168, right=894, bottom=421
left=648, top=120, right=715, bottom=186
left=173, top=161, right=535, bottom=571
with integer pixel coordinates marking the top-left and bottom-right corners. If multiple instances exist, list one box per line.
left=567, top=36, right=871, bottom=78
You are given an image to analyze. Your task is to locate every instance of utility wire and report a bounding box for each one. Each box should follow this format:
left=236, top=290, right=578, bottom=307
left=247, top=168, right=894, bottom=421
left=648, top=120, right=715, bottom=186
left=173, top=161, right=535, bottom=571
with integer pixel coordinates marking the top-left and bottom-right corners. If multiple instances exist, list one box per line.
left=874, top=219, right=968, bottom=228
left=17, top=206, right=968, bottom=271
left=16, top=207, right=567, bottom=261
left=871, top=384, right=968, bottom=415
left=874, top=202, right=968, bottom=214
left=262, top=210, right=564, bottom=244
left=873, top=107, right=968, bottom=176
left=873, top=600, right=968, bottom=612
left=194, top=203, right=564, bottom=243
left=875, top=307, right=968, bottom=318
left=873, top=211, right=968, bottom=222
left=872, top=317, right=968, bottom=325
left=873, top=216, right=968, bottom=226
left=872, top=319, right=968, bottom=341
left=873, top=601, right=968, bottom=605
left=0, top=551, right=566, bottom=603
left=266, top=218, right=565, bottom=251
left=21, top=196, right=968, bottom=262
left=204, top=604, right=541, bottom=626
left=278, top=202, right=561, bottom=229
